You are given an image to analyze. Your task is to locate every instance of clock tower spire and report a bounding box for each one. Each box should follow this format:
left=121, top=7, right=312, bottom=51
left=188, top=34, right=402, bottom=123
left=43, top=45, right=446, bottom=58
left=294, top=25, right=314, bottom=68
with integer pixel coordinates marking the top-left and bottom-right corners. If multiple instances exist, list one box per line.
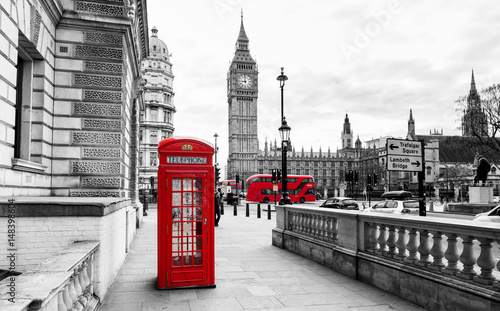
left=227, top=12, right=259, bottom=182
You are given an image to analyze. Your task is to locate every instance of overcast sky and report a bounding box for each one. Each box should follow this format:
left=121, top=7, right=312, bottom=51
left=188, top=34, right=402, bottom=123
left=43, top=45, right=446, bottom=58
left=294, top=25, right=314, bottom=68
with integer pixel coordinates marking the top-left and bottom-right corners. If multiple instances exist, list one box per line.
left=146, top=1, right=500, bottom=171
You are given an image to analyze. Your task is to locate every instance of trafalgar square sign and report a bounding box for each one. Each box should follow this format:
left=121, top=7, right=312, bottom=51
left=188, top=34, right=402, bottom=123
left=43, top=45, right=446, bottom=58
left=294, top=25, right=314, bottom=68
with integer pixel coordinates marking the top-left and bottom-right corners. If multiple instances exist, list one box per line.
left=386, top=138, right=424, bottom=172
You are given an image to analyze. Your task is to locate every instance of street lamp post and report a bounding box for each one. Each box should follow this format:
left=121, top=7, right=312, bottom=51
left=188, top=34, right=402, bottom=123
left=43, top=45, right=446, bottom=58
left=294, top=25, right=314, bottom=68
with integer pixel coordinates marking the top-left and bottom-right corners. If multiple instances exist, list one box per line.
left=277, top=67, right=291, bottom=205
left=214, top=133, right=218, bottom=189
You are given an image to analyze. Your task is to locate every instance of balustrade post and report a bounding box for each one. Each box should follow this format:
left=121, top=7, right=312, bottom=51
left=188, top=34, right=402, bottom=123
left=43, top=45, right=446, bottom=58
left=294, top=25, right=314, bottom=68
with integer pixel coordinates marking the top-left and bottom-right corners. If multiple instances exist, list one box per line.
left=367, top=222, right=379, bottom=253
left=62, top=284, right=73, bottom=310
left=57, top=291, right=67, bottom=311
left=320, top=216, right=327, bottom=241
left=395, top=226, right=408, bottom=261
left=473, top=238, right=496, bottom=285
left=384, top=225, right=398, bottom=258
left=331, top=217, right=338, bottom=243
left=297, top=212, right=304, bottom=234
left=404, top=228, right=419, bottom=264
left=443, top=233, right=460, bottom=275
left=457, top=236, right=477, bottom=280
left=417, top=230, right=432, bottom=267
left=429, top=231, right=445, bottom=271
left=376, top=224, right=388, bottom=255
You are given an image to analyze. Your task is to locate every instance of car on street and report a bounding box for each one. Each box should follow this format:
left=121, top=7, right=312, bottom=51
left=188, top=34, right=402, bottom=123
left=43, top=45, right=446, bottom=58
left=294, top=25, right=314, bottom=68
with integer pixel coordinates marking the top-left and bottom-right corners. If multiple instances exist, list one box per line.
left=364, top=190, right=419, bottom=215
left=319, top=197, right=359, bottom=210
left=473, top=204, right=500, bottom=222
left=364, top=199, right=419, bottom=214
left=493, top=196, right=500, bottom=203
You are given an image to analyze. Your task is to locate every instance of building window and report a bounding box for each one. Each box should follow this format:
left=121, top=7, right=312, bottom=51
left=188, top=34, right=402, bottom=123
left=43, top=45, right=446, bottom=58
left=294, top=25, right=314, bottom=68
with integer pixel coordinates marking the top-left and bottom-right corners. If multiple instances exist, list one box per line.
left=426, top=166, right=432, bottom=175
left=139, top=152, right=143, bottom=165
left=139, top=130, right=143, bottom=141
left=150, top=152, right=157, bottom=166
left=150, top=130, right=157, bottom=142
left=150, top=108, right=158, bottom=120
left=161, top=130, right=167, bottom=140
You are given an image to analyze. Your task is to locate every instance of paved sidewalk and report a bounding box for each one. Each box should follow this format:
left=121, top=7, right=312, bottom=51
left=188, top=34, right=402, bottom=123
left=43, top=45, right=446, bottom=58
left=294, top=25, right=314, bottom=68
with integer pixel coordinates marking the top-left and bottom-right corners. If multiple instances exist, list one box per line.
left=99, top=204, right=427, bottom=311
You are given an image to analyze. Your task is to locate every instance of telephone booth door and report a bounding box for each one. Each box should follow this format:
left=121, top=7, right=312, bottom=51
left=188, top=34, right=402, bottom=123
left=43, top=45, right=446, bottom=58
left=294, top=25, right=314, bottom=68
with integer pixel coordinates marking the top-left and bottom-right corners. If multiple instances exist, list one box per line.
left=157, top=137, right=215, bottom=289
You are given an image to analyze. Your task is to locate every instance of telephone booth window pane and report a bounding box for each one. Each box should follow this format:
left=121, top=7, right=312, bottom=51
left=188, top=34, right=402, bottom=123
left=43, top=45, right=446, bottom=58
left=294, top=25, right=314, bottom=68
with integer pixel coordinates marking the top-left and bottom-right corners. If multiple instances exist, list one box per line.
left=172, top=223, right=181, bottom=236
left=183, top=237, right=192, bottom=251
left=172, top=253, right=181, bottom=266
left=172, top=178, right=181, bottom=191
left=194, top=178, right=202, bottom=190
left=194, top=237, right=203, bottom=250
left=184, top=253, right=193, bottom=265
left=183, top=222, right=192, bottom=235
left=194, top=252, right=202, bottom=265
left=195, top=222, right=203, bottom=235
left=182, top=207, right=191, bottom=220
left=194, top=192, right=202, bottom=205
left=183, top=193, right=192, bottom=205
left=172, top=193, right=181, bottom=206
left=172, top=207, right=181, bottom=220
left=194, top=206, right=202, bottom=220
left=183, top=178, right=192, bottom=191
left=172, top=237, right=180, bottom=251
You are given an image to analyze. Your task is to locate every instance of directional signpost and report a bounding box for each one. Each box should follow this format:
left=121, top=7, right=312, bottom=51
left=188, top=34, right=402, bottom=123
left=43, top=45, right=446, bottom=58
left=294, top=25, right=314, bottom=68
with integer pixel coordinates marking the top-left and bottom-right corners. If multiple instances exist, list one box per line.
left=386, top=139, right=423, bottom=172
left=386, top=138, right=426, bottom=216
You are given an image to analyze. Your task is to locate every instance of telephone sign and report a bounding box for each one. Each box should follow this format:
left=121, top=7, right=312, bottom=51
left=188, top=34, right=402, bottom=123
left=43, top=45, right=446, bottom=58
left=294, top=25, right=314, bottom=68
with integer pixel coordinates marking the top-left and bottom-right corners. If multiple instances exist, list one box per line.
left=157, top=137, right=215, bottom=289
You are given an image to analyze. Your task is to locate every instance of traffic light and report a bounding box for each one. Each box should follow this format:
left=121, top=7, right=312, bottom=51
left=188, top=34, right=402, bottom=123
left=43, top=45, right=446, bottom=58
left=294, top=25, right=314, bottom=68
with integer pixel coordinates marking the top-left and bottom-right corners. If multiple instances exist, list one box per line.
left=215, top=166, right=220, bottom=183
left=354, top=170, right=359, bottom=183
left=367, top=173, right=372, bottom=185
left=272, top=169, right=277, bottom=183
left=348, top=170, right=353, bottom=183
left=374, top=174, right=379, bottom=186
left=235, top=174, right=240, bottom=187
left=150, top=176, right=155, bottom=189
left=277, top=169, right=282, bottom=183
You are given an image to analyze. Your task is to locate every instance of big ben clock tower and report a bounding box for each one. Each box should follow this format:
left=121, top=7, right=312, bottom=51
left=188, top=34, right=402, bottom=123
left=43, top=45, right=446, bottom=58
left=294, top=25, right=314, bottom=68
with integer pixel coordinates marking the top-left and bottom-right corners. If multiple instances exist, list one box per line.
left=227, top=12, right=259, bottom=183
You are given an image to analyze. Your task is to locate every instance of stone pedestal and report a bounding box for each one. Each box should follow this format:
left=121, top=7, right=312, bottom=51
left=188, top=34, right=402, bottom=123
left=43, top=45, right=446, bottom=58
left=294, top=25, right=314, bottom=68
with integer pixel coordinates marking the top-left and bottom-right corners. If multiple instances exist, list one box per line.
left=469, top=186, right=493, bottom=203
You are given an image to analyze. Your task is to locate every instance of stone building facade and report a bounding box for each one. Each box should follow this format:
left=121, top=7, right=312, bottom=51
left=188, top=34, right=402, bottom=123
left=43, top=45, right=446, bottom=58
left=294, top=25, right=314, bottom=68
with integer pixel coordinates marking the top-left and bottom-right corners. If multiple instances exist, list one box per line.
left=0, top=0, right=148, bottom=200
left=139, top=26, right=175, bottom=190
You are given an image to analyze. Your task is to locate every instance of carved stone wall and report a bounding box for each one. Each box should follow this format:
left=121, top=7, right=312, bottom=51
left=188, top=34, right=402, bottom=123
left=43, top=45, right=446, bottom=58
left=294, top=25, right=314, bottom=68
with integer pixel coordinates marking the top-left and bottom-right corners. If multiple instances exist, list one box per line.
left=82, top=148, right=121, bottom=159
left=75, top=1, right=125, bottom=17
left=72, top=132, right=121, bottom=145
left=74, top=103, right=122, bottom=117
left=72, top=161, right=121, bottom=175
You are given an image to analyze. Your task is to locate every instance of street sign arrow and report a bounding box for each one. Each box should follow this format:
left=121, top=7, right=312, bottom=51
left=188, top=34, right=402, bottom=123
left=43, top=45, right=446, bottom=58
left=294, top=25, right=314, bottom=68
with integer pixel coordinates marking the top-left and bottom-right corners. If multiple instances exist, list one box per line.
left=389, top=144, right=399, bottom=151
left=411, top=161, right=420, bottom=167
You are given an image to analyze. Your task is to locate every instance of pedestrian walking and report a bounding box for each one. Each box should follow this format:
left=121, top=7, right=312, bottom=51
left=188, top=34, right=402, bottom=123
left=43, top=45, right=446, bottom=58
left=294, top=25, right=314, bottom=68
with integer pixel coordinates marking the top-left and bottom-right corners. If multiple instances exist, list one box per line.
left=215, top=191, right=221, bottom=227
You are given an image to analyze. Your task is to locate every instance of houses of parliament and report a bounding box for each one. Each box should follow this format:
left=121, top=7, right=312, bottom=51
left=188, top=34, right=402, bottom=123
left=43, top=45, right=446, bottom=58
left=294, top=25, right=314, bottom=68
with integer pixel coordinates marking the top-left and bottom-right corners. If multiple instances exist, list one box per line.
left=226, top=14, right=498, bottom=197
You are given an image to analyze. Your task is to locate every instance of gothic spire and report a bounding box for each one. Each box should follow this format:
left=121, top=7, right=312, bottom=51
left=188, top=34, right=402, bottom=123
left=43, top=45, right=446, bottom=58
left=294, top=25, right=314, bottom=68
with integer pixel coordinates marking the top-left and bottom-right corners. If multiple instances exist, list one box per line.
left=471, top=69, right=476, bottom=92
left=236, top=10, right=249, bottom=50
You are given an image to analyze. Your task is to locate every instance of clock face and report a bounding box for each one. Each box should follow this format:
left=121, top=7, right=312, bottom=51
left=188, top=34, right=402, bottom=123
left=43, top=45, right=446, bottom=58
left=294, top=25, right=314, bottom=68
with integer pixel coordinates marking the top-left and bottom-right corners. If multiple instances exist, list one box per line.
left=238, top=74, right=252, bottom=88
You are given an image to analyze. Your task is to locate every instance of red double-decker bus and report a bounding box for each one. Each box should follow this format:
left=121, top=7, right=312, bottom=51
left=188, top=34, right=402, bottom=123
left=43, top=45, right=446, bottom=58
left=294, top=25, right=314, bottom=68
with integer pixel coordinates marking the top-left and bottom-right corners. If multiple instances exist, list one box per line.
left=245, top=174, right=316, bottom=204
left=217, top=180, right=243, bottom=195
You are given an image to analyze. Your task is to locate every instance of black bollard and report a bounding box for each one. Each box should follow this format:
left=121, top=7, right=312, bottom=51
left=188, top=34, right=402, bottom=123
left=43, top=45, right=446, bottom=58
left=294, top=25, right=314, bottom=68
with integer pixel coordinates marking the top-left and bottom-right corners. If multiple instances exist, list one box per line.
left=257, top=203, right=261, bottom=218
left=233, top=202, right=237, bottom=216
left=246, top=203, right=250, bottom=217
left=267, top=204, right=271, bottom=220
left=221, top=202, right=224, bottom=215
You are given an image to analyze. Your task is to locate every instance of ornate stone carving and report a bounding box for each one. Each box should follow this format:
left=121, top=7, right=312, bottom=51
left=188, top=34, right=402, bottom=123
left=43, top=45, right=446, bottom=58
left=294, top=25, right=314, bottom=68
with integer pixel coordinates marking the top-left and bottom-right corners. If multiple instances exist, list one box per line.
left=72, top=161, right=121, bottom=174
left=84, top=61, right=122, bottom=73
left=83, top=90, right=122, bottom=101
left=75, top=45, right=123, bottom=61
left=31, top=8, right=42, bottom=46
left=74, top=103, right=122, bottom=117
left=72, top=132, right=121, bottom=145
left=82, top=148, right=121, bottom=158
left=70, top=190, right=121, bottom=197
left=83, top=119, right=121, bottom=131
left=81, top=177, right=120, bottom=187
left=74, top=74, right=122, bottom=88
left=84, top=32, right=123, bottom=46
left=75, top=1, right=125, bottom=17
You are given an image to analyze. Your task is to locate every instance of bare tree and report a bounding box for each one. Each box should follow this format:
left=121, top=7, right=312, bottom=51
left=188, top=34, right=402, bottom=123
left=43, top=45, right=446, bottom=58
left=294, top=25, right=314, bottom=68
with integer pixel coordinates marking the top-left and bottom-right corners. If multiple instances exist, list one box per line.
left=456, top=84, right=500, bottom=154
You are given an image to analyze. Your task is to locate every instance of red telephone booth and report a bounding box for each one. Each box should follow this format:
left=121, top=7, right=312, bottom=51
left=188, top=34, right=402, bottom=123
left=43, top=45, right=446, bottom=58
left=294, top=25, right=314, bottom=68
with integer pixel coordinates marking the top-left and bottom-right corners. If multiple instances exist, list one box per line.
left=157, top=137, right=215, bottom=289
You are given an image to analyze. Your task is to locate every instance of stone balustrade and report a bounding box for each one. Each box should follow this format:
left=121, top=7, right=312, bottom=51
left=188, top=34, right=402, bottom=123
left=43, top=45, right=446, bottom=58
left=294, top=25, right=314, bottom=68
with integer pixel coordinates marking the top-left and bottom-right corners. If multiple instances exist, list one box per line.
left=0, top=241, right=99, bottom=311
left=273, top=205, right=500, bottom=310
